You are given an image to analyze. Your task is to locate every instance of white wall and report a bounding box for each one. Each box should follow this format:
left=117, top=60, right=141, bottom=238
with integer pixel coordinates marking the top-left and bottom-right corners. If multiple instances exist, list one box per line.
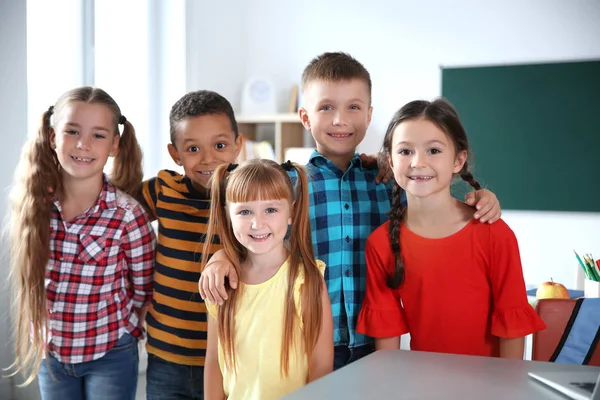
left=152, top=0, right=188, bottom=172
left=94, top=0, right=185, bottom=175
left=0, top=1, right=27, bottom=398
left=187, top=0, right=600, bottom=288
left=186, top=1, right=248, bottom=110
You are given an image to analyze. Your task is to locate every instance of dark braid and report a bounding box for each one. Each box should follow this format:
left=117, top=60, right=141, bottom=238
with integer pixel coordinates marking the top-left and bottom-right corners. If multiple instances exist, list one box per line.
left=387, top=183, right=406, bottom=289
left=459, top=161, right=481, bottom=190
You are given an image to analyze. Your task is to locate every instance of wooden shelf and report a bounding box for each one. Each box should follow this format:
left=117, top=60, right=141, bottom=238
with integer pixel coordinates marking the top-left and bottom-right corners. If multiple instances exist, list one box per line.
left=237, top=113, right=309, bottom=162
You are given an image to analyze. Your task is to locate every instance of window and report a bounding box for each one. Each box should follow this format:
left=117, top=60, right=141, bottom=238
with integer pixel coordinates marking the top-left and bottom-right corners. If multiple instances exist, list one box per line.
left=27, top=0, right=186, bottom=177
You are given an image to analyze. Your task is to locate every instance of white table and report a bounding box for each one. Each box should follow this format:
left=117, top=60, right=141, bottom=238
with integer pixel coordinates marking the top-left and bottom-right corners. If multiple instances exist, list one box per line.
left=284, top=350, right=600, bottom=399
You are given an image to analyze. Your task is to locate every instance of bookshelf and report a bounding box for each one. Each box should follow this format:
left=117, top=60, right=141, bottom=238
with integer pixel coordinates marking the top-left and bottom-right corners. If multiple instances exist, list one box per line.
left=236, top=113, right=309, bottom=162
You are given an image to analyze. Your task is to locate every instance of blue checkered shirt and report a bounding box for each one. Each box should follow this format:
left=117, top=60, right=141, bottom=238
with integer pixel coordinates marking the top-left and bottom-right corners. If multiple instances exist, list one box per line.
left=292, top=150, right=392, bottom=348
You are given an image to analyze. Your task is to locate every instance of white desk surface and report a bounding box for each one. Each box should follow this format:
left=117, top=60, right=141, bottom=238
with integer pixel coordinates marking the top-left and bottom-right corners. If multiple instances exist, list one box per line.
left=284, top=349, right=600, bottom=400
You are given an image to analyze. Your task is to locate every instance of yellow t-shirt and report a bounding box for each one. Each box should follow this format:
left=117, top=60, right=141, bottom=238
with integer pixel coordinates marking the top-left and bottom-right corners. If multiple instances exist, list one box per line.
left=206, top=258, right=326, bottom=400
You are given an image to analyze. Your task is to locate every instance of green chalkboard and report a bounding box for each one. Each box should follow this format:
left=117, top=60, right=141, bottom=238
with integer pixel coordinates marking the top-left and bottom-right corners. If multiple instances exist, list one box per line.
left=442, top=60, right=600, bottom=212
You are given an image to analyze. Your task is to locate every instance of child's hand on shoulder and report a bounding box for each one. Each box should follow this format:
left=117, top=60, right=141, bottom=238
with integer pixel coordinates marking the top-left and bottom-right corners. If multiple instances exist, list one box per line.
left=199, top=252, right=239, bottom=305
left=359, top=152, right=393, bottom=185
left=465, top=189, right=501, bottom=224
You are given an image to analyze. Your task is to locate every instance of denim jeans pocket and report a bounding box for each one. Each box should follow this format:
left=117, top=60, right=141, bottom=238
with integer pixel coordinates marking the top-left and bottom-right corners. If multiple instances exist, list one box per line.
left=111, top=333, right=137, bottom=352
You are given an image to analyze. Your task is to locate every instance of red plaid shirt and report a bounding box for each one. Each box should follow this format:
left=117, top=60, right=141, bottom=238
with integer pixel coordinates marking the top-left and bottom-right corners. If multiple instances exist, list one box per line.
left=46, top=177, right=156, bottom=363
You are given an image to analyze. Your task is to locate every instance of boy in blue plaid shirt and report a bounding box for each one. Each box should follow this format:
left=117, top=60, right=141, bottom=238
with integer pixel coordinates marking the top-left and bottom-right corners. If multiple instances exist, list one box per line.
left=199, top=52, right=502, bottom=370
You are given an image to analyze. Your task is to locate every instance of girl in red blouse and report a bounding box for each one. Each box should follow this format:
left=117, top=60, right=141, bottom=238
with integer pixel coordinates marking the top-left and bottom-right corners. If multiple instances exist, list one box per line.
left=356, top=98, right=545, bottom=359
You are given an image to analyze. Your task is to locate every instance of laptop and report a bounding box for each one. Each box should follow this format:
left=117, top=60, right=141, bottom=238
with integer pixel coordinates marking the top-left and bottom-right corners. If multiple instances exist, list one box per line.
left=528, top=371, right=600, bottom=400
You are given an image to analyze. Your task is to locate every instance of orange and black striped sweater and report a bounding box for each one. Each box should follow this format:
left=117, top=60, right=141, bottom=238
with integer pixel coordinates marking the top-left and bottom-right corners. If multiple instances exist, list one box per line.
left=140, top=170, right=220, bottom=366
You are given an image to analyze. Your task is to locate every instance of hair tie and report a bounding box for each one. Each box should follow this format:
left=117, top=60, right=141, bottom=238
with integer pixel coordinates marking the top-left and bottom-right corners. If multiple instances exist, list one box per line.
left=391, top=243, right=400, bottom=253
left=47, top=105, right=54, bottom=115
left=119, top=115, right=127, bottom=125
left=280, top=160, right=294, bottom=171
left=226, top=163, right=238, bottom=172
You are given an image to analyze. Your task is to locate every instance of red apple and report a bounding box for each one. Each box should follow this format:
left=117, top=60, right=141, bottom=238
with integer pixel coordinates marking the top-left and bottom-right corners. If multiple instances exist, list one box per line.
left=536, top=279, right=569, bottom=299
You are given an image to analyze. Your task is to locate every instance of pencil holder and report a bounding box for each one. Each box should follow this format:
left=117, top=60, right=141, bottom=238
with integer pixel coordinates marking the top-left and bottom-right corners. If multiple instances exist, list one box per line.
left=584, top=279, right=600, bottom=298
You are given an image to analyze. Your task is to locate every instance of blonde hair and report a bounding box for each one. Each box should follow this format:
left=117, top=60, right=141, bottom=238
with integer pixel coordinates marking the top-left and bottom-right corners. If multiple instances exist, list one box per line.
left=202, top=159, right=323, bottom=377
left=8, top=86, right=143, bottom=385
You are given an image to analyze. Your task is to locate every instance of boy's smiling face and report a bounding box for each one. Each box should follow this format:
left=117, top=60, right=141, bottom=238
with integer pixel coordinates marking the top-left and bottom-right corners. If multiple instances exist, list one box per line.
left=299, top=78, right=372, bottom=169
left=168, top=113, right=241, bottom=190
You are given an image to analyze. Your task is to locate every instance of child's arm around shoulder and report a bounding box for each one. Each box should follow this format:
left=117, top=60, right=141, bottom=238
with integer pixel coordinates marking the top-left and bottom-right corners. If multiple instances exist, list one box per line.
left=199, top=249, right=239, bottom=305
left=465, top=189, right=502, bottom=224
left=309, top=262, right=333, bottom=382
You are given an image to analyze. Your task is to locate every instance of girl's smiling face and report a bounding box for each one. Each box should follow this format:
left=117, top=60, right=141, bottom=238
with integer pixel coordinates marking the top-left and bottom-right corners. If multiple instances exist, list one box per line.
left=227, top=198, right=292, bottom=258
left=51, top=101, right=119, bottom=182
left=389, top=118, right=466, bottom=199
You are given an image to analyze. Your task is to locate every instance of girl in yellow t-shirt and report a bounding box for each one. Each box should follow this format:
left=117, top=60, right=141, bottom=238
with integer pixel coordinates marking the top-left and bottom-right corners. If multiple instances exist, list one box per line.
left=201, top=159, right=333, bottom=400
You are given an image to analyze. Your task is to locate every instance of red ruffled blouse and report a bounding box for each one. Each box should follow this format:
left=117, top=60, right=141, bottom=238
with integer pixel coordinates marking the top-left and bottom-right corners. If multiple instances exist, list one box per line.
left=357, top=219, right=546, bottom=357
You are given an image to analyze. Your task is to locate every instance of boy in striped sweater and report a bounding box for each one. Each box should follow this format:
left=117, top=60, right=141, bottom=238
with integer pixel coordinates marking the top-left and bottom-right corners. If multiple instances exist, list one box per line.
left=138, top=90, right=241, bottom=399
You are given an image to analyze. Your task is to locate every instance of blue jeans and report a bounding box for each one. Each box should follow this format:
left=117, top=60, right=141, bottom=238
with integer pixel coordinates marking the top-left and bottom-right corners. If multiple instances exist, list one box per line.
left=146, top=354, right=204, bottom=400
left=333, top=343, right=375, bottom=370
left=38, top=333, right=139, bottom=400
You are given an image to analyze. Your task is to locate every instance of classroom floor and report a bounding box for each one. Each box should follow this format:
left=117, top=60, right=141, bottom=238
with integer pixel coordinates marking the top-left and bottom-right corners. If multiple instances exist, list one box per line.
left=136, top=341, right=148, bottom=400
left=135, top=373, right=146, bottom=400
